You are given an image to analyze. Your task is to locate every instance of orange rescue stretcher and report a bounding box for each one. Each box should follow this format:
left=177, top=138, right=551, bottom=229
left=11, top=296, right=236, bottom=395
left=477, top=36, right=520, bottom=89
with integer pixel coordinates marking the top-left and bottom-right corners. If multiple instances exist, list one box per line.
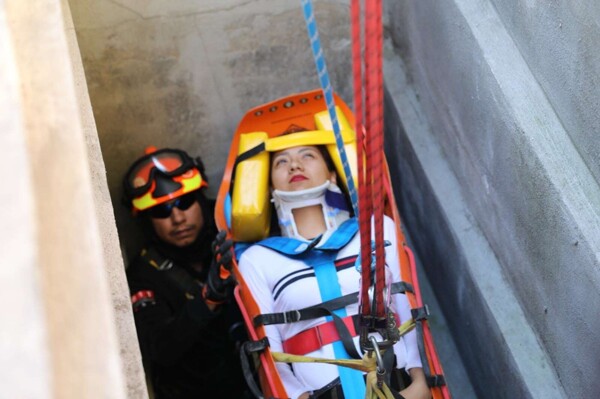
left=215, top=89, right=450, bottom=399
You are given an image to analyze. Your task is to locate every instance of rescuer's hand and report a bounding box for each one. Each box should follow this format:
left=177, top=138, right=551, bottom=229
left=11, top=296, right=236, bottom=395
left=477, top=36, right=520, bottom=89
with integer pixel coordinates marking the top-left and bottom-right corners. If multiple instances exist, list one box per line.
left=203, top=231, right=235, bottom=304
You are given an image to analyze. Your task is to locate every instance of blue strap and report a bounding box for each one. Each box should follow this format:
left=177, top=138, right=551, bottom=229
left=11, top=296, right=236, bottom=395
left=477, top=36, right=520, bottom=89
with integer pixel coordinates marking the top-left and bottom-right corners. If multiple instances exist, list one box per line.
left=317, top=219, right=358, bottom=250
left=233, top=242, right=252, bottom=260
left=310, top=251, right=365, bottom=399
left=301, top=0, right=359, bottom=218
left=255, top=217, right=365, bottom=396
left=257, top=236, right=319, bottom=257
left=315, top=223, right=365, bottom=398
left=257, top=218, right=358, bottom=255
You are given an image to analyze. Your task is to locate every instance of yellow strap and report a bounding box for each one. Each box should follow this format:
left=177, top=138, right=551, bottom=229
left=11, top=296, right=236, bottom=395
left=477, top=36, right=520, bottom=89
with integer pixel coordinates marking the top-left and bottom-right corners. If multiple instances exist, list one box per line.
left=396, top=318, right=416, bottom=336
left=272, top=351, right=369, bottom=371
left=271, top=319, right=416, bottom=399
left=264, top=129, right=354, bottom=152
left=365, top=370, right=397, bottom=399
left=271, top=351, right=397, bottom=398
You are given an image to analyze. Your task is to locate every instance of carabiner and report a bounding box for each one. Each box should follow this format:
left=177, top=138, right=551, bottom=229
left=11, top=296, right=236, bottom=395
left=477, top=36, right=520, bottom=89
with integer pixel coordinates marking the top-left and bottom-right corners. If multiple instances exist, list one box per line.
left=369, top=336, right=385, bottom=375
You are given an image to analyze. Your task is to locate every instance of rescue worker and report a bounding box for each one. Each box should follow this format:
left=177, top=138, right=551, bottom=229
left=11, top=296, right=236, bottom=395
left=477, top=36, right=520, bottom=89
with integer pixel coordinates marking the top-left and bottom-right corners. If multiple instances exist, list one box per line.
left=122, top=146, right=248, bottom=398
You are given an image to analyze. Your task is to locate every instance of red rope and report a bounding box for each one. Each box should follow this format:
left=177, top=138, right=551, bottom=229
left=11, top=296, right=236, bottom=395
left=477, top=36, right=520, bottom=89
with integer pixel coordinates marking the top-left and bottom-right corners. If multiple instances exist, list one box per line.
left=352, top=0, right=372, bottom=317
left=354, top=0, right=386, bottom=320
left=370, top=0, right=386, bottom=318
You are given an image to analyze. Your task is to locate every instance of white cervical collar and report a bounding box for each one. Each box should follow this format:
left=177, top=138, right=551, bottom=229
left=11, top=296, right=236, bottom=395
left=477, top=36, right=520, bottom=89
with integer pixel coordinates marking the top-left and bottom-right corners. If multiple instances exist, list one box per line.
left=271, top=181, right=350, bottom=240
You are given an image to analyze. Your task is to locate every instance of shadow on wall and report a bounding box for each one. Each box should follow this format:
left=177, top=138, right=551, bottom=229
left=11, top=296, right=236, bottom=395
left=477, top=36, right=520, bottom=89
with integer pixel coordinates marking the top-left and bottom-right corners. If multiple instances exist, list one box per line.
left=69, top=1, right=355, bottom=268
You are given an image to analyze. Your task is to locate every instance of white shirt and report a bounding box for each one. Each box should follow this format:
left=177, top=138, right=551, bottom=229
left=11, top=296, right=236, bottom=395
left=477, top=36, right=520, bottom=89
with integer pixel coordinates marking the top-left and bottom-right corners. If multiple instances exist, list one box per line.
left=238, top=216, right=421, bottom=399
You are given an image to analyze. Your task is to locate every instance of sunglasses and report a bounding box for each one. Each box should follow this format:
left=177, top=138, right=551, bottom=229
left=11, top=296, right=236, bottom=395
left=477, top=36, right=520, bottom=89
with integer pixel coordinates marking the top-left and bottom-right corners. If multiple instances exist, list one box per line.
left=147, top=193, right=197, bottom=218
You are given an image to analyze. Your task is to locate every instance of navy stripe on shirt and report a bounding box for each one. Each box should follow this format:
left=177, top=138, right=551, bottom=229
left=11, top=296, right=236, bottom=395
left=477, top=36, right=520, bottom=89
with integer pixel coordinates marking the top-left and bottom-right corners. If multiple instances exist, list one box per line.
left=272, top=255, right=358, bottom=301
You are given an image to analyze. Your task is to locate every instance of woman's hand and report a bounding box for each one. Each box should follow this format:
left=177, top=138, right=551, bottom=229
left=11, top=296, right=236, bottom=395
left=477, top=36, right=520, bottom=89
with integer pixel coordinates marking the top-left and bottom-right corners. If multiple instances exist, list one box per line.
left=298, top=392, right=311, bottom=399
left=399, top=368, right=431, bottom=399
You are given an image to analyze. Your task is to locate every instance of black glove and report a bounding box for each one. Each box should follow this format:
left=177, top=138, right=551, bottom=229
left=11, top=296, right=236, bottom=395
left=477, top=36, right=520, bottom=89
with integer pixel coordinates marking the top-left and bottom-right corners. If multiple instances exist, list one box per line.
left=203, top=231, right=235, bottom=304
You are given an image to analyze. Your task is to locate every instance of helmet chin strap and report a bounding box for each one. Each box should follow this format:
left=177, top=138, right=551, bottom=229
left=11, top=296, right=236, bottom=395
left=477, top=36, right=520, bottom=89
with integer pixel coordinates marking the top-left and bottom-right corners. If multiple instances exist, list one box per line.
left=272, top=181, right=350, bottom=240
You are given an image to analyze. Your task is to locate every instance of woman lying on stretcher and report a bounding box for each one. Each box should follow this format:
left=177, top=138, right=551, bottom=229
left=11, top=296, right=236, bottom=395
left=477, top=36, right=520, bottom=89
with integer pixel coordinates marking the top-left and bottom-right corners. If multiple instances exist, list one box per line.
left=236, top=131, right=431, bottom=399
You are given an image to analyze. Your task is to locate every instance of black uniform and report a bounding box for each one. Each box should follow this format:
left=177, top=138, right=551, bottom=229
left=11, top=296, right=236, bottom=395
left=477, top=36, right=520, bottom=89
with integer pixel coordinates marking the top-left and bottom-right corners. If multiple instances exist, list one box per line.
left=126, top=199, right=247, bottom=398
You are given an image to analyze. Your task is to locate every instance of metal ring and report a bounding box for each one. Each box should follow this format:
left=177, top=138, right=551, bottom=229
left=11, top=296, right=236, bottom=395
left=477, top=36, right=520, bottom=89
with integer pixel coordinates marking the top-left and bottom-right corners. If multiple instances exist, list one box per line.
left=369, top=336, right=385, bottom=374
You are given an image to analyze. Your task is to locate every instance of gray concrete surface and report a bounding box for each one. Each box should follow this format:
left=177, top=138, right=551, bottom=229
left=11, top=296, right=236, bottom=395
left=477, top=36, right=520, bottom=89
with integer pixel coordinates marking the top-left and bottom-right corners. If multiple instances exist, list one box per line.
left=69, top=0, right=354, bottom=263
left=491, top=1, right=600, bottom=186
left=384, top=51, right=565, bottom=398
left=387, top=0, right=600, bottom=397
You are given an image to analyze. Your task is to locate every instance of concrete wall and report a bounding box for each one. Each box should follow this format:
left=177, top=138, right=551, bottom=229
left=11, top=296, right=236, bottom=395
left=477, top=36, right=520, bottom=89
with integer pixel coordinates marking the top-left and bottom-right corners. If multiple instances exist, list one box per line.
left=1, top=0, right=140, bottom=397
left=491, top=1, right=600, bottom=183
left=16, top=0, right=594, bottom=396
left=62, top=1, right=148, bottom=397
left=1, top=4, right=51, bottom=397
left=386, top=0, right=600, bottom=397
left=69, top=0, right=354, bottom=262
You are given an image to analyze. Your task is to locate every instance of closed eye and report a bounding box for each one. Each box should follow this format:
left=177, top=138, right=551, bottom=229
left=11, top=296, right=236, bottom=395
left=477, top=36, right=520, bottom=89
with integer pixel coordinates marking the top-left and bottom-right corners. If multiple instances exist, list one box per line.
left=299, top=147, right=320, bottom=159
left=273, top=157, right=288, bottom=167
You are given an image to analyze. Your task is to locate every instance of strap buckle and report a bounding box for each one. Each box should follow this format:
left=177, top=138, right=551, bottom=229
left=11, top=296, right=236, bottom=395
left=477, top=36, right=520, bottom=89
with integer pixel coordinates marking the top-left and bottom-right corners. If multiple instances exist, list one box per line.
left=411, top=305, right=430, bottom=321
left=282, top=309, right=301, bottom=324
left=427, top=374, right=446, bottom=387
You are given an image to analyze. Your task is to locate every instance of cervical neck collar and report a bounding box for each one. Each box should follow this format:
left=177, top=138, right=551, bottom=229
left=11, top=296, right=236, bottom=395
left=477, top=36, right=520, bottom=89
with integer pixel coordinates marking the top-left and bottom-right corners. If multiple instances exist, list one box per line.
left=271, top=181, right=350, bottom=240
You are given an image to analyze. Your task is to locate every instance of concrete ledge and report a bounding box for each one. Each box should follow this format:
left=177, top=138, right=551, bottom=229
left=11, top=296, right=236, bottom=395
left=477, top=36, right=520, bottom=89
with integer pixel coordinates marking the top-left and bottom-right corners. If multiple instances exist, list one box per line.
left=0, top=5, right=51, bottom=397
left=62, top=1, right=148, bottom=397
left=4, top=0, right=128, bottom=396
left=383, top=51, right=566, bottom=398
left=386, top=0, right=600, bottom=397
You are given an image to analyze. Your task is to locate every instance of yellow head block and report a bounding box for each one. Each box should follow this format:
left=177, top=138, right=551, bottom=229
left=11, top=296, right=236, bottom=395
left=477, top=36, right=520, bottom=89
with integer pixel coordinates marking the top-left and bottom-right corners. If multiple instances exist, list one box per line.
left=230, top=107, right=357, bottom=242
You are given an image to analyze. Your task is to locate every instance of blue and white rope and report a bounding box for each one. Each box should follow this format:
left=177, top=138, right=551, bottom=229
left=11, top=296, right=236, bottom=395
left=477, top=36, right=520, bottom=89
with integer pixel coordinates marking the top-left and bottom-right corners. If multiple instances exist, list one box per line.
left=301, top=0, right=359, bottom=217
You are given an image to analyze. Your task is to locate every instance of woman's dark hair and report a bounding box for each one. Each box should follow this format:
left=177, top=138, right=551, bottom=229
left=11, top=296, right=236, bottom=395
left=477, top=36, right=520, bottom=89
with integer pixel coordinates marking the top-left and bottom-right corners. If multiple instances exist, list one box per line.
left=316, top=145, right=336, bottom=173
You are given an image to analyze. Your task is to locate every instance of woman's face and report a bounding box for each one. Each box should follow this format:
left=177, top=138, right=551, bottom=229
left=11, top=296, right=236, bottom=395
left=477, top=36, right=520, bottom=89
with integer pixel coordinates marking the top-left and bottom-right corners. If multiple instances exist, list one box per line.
left=271, top=145, right=336, bottom=192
